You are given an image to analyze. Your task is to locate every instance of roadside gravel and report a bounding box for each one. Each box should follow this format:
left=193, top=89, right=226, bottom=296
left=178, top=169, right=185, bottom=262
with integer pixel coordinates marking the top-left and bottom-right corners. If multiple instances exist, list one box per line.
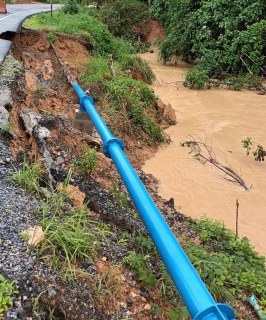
left=0, top=137, right=40, bottom=312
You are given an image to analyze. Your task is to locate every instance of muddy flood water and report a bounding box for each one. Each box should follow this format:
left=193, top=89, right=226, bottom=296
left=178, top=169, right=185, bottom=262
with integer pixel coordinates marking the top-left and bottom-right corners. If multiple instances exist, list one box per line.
left=142, top=50, right=266, bottom=255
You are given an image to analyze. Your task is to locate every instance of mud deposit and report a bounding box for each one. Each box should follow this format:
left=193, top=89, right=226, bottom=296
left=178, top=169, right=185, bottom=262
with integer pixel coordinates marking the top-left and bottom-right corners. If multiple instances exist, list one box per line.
left=142, top=49, right=266, bottom=255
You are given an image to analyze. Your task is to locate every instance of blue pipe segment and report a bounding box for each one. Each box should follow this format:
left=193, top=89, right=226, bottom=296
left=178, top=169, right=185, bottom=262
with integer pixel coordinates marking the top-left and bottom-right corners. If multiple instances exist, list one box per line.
left=72, top=82, right=236, bottom=320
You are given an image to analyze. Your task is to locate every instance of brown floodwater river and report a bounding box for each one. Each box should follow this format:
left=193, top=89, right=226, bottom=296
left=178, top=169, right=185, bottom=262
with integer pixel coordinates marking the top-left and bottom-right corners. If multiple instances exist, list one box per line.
left=142, top=50, right=266, bottom=255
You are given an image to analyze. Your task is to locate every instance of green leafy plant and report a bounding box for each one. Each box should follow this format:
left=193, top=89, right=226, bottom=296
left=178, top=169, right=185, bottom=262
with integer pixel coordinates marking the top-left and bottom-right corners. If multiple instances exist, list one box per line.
left=72, top=145, right=98, bottom=176
left=135, top=234, right=154, bottom=254
left=183, top=68, right=209, bottom=89
left=46, top=32, right=56, bottom=43
left=62, top=0, right=80, bottom=15
left=1, top=121, right=12, bottom=134
left=188, top=216, right=266, bottom=303
left=123, top=251, right=156, bottom=287
left=110, top=182, right=129, bottom=210
left=118, top=232, right=130, bottom=246
left=168, top=306, right=190, bottom=320
left=42, top=110, right=53, bottom=117
left=0, top=274, right=18, bottom=317
left=19, top=229, right=31, bottom=241
left=151, top=302, right=163, bottom=316
left=35, top=86, right=46, bottom=98
left=118, top=54, right=156, bottom=84
left=98, top=0, right=149, bottom=43
left=242, top=137, right=265, bottom=161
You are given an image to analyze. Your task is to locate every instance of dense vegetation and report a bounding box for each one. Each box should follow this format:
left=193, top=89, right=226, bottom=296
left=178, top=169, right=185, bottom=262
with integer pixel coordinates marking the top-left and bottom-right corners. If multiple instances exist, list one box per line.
left=151, top=0, right=266, bottom=79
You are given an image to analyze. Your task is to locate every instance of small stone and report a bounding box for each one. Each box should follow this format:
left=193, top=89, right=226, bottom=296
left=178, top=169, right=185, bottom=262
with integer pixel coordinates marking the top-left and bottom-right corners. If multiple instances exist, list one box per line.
left=141, top=297, right=146, bottom=302
left=47, top=288, right=57, bottom=299
left=144, top=303, right=151, bottom=310
left=5, top=158, right=11, bottom=162
left=14, top=300, right=22, bottom=308
left=56, top=156, right=64, bottom=165
left=130, top=291, right=137, bottom=298
left=23, top=296, right=27, bottom=301
left=101, top=257, right=107, bottom=261
left=127, top=298, right=133, bottom=308
left=167, top=213, right=174, bottom=221
left=56, top=183, right=85, bottom=208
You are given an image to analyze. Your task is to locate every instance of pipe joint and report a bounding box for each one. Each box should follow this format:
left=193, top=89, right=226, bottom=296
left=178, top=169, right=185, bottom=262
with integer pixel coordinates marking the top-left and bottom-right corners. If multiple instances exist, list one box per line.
left=193, top=303, right=235, bottom=320
left=80, top=95, right=94, bottom=112
left=103, top=138, right=124, bottom=158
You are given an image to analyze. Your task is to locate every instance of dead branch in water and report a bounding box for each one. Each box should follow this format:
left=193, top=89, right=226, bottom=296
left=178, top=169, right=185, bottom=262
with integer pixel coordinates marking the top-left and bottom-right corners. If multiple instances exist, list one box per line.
left=181, top=135, right=249, bottom=191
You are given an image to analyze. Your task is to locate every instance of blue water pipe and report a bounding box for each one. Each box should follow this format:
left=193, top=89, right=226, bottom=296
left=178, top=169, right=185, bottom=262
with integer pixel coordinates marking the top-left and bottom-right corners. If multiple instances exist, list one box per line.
left=72, top=83, right=235, bottom=320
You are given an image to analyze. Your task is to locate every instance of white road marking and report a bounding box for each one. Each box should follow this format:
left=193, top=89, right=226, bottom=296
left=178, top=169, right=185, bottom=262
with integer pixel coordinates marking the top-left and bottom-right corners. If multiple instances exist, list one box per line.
left=0, top=11, right=25, bottom=22
left=0, top=8, right=49, bottom=22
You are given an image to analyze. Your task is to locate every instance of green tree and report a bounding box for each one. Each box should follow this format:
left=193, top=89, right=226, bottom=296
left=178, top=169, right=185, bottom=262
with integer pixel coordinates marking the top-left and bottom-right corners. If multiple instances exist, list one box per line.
left=151, top=0, right=266, bottom=77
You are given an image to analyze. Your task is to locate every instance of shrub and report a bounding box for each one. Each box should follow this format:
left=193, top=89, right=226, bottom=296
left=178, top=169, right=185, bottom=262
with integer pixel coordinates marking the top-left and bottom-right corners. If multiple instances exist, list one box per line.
left=62, top=0, right=80, bottom=14
left=72, top=145, right=98, bottom=176
left=98, top=0, right=149, bottom=41
left=183, top=68, right=209, bottom=89
left=46, top=32, right=56, bottom=43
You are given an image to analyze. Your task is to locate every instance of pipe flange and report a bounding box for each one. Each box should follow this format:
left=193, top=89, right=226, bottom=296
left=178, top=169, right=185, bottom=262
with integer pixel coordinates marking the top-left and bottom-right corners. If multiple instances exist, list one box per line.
left=80, top=95, right=94, bottom=112
left=103, top=138, right=124, bottom=158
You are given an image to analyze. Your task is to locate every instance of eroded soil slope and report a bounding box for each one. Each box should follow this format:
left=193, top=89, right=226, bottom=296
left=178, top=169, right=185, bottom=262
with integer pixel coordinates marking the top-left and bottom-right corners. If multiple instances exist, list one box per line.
left=0, top=28, right=258, bottom=320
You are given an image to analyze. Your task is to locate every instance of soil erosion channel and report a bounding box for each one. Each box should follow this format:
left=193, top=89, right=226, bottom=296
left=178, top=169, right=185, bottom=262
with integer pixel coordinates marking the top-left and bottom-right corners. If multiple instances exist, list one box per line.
left=142, top=50, right=266, bottom=255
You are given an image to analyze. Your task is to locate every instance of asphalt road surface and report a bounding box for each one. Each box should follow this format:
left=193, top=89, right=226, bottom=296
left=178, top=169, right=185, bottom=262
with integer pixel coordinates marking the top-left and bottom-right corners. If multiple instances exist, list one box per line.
left=0, top=4, right=61, bottom=65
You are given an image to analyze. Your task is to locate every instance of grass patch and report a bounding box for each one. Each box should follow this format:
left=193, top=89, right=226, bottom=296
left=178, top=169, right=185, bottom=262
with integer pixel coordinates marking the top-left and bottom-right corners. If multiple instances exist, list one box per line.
left=118, top=54, right=156, bottom=84
left=38, top=204, right=110, bottom=280
left=103, top=76, right=163, bottom=144
left=72, top=145, right=98, bottom=176
left=9, top=163, right=112, bottom=281
left=23, top=10, right=133, bottom=57
left=9, top=157, right=42, bottom=194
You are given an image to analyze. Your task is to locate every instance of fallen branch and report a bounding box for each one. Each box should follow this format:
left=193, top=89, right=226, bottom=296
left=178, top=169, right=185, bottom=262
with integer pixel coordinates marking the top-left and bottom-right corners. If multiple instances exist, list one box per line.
left=240, top=56, right=253, bottom=76
left=181, top=135, right=249, bottom=190
left=243, top=52, right=266, bottom=76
